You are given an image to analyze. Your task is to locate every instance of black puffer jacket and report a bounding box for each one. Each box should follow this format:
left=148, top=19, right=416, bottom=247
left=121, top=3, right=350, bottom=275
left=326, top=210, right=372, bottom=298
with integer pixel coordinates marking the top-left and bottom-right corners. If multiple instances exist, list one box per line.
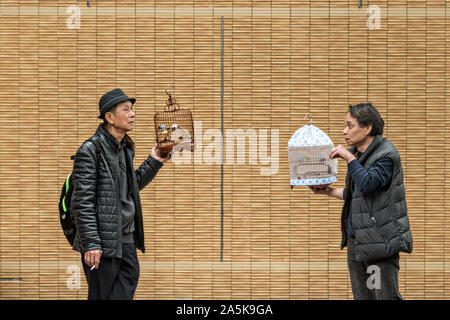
left=341, top=135, right=413, bottom=262
left=71, top=124, right=163, bottom=258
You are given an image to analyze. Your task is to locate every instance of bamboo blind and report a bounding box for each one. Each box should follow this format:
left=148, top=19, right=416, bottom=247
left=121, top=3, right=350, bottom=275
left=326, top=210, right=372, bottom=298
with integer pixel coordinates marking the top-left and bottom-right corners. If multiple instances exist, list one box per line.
left=0, top=0, right=449, bottom=300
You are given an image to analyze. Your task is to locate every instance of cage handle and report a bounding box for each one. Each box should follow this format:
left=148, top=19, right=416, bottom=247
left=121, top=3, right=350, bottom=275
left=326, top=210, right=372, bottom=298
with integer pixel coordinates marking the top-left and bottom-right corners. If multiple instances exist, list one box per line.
left=165, top=87, right=180, bottom=112
left=304, top=113, right=312, bottom=125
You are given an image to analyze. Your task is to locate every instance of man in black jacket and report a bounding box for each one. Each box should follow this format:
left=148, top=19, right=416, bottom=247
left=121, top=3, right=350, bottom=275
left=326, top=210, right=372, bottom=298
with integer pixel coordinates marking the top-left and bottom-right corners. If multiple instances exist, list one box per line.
left=310, top=103, right=412, bottom=300
left=71, top=88, right=170, bottom=300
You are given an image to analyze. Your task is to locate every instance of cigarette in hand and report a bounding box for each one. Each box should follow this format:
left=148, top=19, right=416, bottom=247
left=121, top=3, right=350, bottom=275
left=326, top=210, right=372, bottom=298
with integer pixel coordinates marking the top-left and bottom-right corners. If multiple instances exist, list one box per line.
left=90, top=265, right=95, bottom=271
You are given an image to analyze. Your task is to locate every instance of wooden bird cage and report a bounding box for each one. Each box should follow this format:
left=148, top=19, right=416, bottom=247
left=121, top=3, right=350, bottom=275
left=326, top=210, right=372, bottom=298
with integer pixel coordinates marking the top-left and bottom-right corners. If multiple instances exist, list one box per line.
left=154, top=89, right=195, bottom=155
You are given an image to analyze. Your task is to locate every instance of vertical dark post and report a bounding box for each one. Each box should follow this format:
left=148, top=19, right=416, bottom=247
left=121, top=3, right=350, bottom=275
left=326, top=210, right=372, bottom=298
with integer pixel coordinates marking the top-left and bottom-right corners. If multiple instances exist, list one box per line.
left=220, top=16, right=224, bottom=262
left=358, top=0, right=362, bottom=8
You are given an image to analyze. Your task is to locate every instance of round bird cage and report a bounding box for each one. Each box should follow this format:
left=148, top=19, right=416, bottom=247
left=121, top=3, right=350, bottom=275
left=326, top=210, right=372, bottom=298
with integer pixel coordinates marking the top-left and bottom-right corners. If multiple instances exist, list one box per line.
left=154, top=89, right=195, bottom=156
left=288, top=114, right=337, bottom=189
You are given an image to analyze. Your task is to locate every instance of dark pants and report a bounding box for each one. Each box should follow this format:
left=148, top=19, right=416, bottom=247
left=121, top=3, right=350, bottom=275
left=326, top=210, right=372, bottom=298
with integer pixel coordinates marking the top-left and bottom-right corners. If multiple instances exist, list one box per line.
left=81, top=243, right=140, bottom=300
left=347, top=237, right=402, bottom=300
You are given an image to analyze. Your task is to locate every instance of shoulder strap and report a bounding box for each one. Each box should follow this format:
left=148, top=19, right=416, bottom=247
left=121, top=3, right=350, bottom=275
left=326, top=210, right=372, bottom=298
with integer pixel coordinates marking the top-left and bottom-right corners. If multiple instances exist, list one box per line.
left=70, top=138, right=102, bottom=169
left=87, top=137, right=102, bottom=169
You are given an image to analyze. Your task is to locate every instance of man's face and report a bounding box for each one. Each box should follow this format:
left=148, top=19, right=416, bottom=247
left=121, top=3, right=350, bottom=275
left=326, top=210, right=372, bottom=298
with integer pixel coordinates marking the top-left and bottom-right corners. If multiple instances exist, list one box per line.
left=108, top=100, right=135, bottom=132
left=342, top=112, right=371, bottom=147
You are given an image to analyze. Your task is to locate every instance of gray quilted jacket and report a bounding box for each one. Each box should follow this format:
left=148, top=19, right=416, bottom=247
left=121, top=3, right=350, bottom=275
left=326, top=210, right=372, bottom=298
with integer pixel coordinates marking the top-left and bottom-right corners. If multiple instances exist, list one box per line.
left=71, top=124, right=163, bottom=258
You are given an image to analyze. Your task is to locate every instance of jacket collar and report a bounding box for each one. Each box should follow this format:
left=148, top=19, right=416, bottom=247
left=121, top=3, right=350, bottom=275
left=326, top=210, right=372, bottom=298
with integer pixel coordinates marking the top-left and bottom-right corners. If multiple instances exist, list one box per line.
left=348, top=134, right=383, bottom=165
left=95, top=124, right=135, bottom=152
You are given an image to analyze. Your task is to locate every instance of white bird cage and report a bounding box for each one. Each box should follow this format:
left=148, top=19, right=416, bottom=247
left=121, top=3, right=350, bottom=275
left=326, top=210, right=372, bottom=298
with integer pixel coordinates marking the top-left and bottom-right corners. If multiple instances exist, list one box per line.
left=288, top=114, right=338, bottom=189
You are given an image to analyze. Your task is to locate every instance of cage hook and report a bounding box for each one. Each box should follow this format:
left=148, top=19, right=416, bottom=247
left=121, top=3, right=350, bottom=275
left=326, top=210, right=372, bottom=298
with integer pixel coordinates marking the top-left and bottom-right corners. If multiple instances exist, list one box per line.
left=165, top=85, right=175, bottom=97
left=165, top=86, right=175, bottom=104
left=165, top=85, right=179, bottom=110
left=304, top=113, right=312, bottom=125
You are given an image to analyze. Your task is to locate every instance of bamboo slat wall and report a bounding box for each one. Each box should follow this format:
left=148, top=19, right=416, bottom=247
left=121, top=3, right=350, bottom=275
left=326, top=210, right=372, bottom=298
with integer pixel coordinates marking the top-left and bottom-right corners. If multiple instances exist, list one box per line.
left=0, top=0, right=449, bottom=300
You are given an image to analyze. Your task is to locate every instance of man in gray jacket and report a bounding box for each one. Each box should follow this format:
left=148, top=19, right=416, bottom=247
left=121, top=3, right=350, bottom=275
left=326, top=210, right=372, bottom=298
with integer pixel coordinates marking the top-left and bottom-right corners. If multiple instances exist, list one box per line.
left=71, top=88, right=170, bottom=300
left=310, top=103, right=413, bottom=300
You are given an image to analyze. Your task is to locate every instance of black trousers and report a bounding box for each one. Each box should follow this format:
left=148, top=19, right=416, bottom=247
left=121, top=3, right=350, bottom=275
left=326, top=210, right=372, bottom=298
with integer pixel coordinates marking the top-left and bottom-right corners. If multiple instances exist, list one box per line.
left=347, top=237, right=402, bottom=300
left=81, top=243, right=140, bottom=300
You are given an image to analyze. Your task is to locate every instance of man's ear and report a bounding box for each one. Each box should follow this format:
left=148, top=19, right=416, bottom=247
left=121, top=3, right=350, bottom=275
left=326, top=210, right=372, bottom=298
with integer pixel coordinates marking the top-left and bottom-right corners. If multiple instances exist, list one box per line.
left=365, top=124, right=373, bottom=136
left=104, top=111, right=114, bottom=125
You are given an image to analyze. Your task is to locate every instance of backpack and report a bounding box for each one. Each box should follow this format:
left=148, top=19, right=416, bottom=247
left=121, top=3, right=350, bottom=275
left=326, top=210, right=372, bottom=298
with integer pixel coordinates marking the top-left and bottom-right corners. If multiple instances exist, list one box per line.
left=59, top=138, right=101, bottom=246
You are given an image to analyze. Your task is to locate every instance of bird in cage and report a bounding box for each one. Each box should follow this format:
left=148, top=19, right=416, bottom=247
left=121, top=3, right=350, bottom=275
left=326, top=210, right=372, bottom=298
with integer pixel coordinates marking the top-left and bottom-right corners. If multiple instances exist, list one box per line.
left=154, top=89, right=195, bottom=156
left=288, top=114, right=338, bottom=190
